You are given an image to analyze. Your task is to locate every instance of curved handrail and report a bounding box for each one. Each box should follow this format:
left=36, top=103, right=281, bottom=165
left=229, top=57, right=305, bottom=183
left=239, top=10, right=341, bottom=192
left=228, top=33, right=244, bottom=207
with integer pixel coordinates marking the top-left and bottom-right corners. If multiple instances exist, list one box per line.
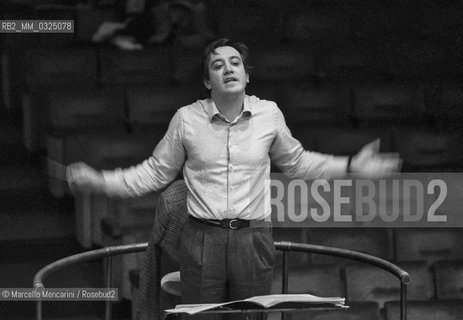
left=274, top=241, right=410, bottom=284
left=33, top=242, right=149, bottom=288
left=34, top=242, right=149, bottom=320
left=34, top=241, right=409, bottom=320
left=34, top=241, right=410, bottom=287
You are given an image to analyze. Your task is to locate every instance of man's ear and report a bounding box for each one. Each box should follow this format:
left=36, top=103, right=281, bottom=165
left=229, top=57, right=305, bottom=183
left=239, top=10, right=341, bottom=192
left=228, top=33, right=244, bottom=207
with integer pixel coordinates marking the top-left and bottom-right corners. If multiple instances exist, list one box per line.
left=204, top=80, right=212, bottom=90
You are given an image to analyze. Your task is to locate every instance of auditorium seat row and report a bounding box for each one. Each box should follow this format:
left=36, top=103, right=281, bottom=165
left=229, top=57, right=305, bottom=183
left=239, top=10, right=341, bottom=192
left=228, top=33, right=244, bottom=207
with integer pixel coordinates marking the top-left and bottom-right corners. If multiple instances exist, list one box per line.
left=22, top=84, right=201, bottom=151
left=272, top=261, right=441, bottom=306
left=22, top=81, right=463, bottom=151
left=13, top=40, right=463, bottom=91
left=285, top=299, right=463, bottom=320
left=270, top=256, right=463, bottom=319
left=272, top=228, right=463, bottom=266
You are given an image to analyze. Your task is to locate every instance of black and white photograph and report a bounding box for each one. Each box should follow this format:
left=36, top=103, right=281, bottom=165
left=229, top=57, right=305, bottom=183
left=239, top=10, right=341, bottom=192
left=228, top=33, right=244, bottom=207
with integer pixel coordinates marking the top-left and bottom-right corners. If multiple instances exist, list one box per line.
left=1, top=0, right=463, bottom=320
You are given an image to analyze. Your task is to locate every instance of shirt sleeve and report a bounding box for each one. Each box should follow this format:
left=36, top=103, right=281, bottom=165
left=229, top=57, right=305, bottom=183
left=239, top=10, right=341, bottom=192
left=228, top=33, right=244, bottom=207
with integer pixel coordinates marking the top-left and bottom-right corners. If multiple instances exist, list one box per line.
left=102, top=109, right=186, bottom=198
left=269, top=104, right=348, bottom=180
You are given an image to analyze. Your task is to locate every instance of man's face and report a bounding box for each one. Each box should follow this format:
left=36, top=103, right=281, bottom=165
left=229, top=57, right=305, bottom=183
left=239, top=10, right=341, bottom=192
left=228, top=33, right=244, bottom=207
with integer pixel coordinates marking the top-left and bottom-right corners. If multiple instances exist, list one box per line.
left=204, top=46, right=249, bottom=97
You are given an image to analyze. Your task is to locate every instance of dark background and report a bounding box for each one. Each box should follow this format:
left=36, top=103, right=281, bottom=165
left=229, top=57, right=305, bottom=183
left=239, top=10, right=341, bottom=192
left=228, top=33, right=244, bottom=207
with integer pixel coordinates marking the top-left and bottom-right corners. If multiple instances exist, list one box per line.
left=1, top=0, right=463, bottom=319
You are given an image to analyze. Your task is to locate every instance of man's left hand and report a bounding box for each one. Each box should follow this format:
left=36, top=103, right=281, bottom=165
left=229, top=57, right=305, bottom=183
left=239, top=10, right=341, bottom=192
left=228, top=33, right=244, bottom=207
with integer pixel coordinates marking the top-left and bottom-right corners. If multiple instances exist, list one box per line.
left=350, top=139, right=402, bottom=178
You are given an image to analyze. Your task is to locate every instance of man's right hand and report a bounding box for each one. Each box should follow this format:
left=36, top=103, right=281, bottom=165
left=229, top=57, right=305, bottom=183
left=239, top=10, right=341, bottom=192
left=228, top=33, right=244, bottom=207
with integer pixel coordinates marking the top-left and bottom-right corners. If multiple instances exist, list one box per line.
left=66, top=162, right=106, bottom=195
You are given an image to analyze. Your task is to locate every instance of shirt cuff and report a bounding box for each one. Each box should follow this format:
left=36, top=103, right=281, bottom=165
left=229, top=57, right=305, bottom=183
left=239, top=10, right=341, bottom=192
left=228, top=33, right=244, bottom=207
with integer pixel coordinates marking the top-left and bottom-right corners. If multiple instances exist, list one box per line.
left=328, top=156, right=350, bottom=179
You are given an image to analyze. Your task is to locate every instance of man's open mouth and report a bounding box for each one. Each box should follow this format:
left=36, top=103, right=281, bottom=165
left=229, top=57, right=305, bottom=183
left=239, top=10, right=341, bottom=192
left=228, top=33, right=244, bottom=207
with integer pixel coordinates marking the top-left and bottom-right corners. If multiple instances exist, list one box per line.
left=224, top=77, right=238, bottom=83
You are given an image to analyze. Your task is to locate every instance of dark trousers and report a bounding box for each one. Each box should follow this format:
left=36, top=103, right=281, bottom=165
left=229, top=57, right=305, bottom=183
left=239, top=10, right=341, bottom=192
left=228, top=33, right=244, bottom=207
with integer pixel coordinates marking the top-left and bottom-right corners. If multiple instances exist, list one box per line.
left=180, top=217, right=276, bottom=318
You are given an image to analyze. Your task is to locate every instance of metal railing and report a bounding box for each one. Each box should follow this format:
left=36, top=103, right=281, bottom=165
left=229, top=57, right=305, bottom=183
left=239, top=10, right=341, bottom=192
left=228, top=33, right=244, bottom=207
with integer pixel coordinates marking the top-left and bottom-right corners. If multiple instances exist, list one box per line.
left=33, top=242, right=148, bottom=320
left=276, top=242, right=410, bottom=320
left=33, top=241, right=410, bottom=320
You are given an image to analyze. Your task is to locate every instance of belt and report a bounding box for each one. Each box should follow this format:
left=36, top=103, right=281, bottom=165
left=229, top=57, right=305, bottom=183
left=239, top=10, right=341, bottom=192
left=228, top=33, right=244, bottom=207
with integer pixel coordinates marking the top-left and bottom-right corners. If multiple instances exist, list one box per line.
left=190, top=215, right=252, bottom=229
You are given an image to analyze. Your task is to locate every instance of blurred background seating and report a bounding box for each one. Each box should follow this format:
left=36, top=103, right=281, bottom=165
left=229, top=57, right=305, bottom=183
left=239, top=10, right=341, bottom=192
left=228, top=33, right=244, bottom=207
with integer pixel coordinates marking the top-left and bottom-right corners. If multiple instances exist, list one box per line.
left=1, top=0, right=462, bottom=318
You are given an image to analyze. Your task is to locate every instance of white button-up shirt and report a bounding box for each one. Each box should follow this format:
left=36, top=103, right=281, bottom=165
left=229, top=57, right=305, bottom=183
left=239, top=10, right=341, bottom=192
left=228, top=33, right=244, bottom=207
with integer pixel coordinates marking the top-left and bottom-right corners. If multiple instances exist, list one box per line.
left=103, top=95, right=347, bottom=220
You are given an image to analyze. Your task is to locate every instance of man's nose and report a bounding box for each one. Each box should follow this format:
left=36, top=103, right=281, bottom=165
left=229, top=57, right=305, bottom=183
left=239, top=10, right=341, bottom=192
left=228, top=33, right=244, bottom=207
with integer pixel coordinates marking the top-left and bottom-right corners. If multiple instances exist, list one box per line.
left=223, top=62, right=233, bottom=73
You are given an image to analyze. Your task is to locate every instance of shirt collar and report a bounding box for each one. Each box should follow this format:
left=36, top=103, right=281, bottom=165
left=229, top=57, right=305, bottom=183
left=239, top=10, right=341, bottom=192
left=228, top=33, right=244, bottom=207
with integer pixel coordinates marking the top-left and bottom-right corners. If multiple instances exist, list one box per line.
left=206, top=96, right=253, bottom=122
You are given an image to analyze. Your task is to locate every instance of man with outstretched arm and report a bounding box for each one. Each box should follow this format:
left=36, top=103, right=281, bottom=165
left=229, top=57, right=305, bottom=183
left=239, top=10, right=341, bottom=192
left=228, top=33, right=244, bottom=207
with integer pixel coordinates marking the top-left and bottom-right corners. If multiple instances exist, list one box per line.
left=67, top=38, right=401, bottom=318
